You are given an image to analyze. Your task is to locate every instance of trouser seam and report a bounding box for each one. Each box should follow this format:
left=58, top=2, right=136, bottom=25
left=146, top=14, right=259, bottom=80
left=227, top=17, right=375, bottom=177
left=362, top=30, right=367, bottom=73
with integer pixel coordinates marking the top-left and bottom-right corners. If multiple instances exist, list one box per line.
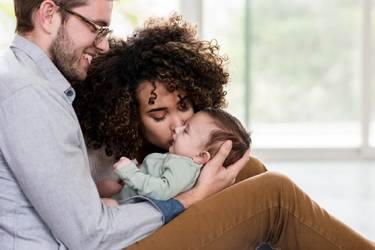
left=199, top=205, right=341, bottom=250
left=282, top=206, right=341, bottom=249
left=198, top=205, right=279, bottom=250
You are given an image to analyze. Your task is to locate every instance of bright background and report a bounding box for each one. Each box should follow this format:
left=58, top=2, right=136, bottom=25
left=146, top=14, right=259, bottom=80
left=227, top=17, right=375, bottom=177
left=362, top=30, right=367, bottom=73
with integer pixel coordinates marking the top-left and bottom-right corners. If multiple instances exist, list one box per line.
left=1, top=0, right=375, bottom=160
left=1, top=0, right=374, bottom=241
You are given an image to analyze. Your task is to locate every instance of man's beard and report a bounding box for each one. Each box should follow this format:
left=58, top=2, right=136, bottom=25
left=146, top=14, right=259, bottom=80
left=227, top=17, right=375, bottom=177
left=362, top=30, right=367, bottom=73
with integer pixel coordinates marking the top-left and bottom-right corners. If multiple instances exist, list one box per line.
left=49, top=27, right=86, bottom=82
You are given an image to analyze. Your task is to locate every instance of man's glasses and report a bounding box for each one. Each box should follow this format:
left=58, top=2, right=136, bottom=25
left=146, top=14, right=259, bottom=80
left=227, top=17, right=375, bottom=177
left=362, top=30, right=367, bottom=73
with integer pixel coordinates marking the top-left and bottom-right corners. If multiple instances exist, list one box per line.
left=55, top=2, right=112, bottom=46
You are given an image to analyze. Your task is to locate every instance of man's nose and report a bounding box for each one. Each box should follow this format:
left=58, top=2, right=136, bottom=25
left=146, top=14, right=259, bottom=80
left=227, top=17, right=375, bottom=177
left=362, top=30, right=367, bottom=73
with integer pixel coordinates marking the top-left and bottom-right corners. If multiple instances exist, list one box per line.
left=95, top=37, right=110, bottom=53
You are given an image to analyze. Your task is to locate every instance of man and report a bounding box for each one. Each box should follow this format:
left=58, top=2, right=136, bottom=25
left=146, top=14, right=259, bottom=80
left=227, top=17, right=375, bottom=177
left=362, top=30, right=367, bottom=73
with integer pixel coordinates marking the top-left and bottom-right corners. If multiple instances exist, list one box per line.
left=0, top=1, right=247, bottom=249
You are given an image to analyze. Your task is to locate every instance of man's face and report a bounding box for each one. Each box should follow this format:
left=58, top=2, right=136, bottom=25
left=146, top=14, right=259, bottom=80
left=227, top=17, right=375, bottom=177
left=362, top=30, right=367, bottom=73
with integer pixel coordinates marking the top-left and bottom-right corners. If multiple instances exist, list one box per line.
left=50, top=0, right=113, bottom=81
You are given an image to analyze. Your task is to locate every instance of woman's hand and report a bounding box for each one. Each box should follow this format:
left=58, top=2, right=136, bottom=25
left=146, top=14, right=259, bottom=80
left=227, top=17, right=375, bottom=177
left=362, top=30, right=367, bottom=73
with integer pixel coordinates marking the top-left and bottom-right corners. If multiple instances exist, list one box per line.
left=101, top=198, right=119, bottom=207
left=175, top=140, right=250, bottom=208
left=96, top=179, right=124, bottom=198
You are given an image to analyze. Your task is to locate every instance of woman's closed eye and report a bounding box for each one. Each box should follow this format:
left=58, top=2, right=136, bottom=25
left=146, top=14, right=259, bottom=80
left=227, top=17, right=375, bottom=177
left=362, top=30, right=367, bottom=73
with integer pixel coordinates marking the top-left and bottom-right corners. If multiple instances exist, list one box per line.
left=152, top=117, right=165, bottom=122
left=148, top=110, right=167, bottom=122
left=151, top=115, right=166, bottom=122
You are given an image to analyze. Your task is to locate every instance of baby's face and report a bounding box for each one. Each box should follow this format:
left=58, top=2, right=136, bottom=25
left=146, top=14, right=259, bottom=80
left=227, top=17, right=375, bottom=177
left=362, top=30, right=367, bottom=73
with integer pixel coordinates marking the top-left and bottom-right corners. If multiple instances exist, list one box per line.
left=169, top=112, right=217, bottom=159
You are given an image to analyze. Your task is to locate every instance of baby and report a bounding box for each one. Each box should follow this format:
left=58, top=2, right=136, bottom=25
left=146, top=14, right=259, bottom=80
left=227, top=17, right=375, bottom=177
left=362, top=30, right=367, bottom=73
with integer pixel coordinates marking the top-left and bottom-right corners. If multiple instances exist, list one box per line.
left=112, top=108, right=251, bottom=201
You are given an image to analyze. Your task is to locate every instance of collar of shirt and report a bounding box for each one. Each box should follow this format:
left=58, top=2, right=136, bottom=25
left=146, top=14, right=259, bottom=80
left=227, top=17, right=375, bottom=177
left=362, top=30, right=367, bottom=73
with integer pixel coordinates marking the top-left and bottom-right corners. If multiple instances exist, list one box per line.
left=10, top=35, right=75, bottom=104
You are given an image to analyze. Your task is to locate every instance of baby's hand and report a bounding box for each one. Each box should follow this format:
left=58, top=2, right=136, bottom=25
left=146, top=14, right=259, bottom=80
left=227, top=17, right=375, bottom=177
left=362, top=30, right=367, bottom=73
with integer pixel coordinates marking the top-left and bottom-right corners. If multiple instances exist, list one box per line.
left=113, top=156, right=132, bottom=170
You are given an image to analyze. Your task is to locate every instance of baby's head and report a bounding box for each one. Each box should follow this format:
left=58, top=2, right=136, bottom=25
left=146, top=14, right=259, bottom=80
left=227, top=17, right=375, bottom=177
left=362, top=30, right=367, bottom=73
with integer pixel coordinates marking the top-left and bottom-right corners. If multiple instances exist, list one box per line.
left=169, top=108, right=251, bottom=166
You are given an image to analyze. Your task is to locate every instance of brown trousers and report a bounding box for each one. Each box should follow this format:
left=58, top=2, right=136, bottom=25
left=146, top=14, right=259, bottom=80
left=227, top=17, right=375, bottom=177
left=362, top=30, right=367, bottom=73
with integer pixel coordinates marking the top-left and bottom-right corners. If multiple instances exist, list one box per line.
left=127, top=157, right=375, bottom=250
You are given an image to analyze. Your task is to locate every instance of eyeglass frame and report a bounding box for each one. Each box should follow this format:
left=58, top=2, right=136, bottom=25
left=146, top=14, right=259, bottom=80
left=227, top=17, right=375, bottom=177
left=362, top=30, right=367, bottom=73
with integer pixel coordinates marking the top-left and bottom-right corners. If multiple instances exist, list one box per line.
left=54, top=1, right=113, bottom=45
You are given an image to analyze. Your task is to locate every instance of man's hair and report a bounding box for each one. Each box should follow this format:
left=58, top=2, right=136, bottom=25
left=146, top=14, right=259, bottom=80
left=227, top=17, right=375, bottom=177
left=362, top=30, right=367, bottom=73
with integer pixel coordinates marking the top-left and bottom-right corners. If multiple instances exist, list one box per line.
left=14, top=0, right=88, bottom=33
left=201, top=108, right=251, bottom=167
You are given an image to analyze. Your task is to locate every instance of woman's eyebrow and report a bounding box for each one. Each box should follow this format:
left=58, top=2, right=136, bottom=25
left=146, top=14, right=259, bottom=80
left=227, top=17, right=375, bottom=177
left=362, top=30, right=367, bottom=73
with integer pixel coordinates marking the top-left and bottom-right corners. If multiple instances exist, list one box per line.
left=146, top=107, right=167, bottom=113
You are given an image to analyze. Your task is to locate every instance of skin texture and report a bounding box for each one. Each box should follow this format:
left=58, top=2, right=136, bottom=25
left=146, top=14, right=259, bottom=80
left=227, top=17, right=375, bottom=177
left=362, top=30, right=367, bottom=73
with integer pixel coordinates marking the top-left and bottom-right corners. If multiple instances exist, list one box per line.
left=169, top=112, right=217, bottom=164
left=137, top=81, right=194, bottom=151
left=24, top=0, right=112, bottom=81
left=177, top=140, right=249, bottom=208
left=50, top=0, right=112, bottom=81
left=113, top=110, right=218, bottom=173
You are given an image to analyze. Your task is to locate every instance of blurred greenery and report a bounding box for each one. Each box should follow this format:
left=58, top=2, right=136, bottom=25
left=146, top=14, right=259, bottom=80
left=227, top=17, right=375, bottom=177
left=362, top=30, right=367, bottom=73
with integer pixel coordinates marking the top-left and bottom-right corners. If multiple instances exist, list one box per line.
left=1, top=0, right=369, bottom=127
left=0, top=2, right=14, bottom=16
left=0, top=1, right=15, bottom=51
left=115, top=0, right=138, bottom=26
left=249, top=0, right=360, bottom=123
left=204, top=0, right=361, bottom=124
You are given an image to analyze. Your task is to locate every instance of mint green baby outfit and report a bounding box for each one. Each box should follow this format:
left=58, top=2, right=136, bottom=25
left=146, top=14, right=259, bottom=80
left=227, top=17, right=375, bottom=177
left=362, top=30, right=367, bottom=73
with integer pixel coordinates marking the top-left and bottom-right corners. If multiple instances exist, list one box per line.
left=115, top=153, right=202, bottom=200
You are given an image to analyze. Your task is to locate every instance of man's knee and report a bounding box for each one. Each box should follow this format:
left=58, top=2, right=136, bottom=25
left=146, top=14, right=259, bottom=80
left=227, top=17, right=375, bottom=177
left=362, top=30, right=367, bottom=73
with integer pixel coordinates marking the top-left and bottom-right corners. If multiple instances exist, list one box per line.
left=236, top=157, right=268, bottom=183
left=235, top=171, right=296, bottom=201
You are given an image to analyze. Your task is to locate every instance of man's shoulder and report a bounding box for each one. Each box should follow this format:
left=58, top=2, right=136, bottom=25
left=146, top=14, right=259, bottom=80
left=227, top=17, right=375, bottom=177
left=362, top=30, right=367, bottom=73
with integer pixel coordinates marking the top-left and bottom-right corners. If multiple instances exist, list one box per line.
left=0, top=50, right=44, bottom=104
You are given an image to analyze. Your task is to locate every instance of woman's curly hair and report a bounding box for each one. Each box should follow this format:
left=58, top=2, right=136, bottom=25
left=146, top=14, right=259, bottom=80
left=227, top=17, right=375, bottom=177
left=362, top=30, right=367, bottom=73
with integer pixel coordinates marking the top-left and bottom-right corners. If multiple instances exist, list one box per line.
left=74, top=15, right=229, bottom=161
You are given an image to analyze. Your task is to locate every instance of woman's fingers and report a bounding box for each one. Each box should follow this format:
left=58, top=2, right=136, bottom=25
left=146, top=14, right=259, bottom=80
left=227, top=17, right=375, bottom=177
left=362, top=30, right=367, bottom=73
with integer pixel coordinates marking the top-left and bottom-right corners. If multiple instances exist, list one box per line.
left=206, top=140, right=233, bottom=170
left=176, top=142, right=250, bottom=208
left=226, top=149, right=251, bottom=180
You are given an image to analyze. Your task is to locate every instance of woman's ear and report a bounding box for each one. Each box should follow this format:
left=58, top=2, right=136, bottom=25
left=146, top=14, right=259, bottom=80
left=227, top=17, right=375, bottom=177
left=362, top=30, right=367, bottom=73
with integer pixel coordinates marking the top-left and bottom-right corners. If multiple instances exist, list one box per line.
left=193, top=151, right=211, bottom=165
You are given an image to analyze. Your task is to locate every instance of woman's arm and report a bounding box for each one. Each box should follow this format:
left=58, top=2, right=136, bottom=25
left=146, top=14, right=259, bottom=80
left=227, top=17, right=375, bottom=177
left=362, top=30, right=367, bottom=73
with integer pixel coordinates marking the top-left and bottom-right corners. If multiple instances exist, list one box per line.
left=96, top=179, right=124, bottom=197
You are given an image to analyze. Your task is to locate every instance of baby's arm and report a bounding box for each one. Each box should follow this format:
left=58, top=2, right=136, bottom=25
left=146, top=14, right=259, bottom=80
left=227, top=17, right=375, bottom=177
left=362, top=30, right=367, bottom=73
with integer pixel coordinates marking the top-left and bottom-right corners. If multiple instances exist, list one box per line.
left=113, top=156, right=200, bottom=200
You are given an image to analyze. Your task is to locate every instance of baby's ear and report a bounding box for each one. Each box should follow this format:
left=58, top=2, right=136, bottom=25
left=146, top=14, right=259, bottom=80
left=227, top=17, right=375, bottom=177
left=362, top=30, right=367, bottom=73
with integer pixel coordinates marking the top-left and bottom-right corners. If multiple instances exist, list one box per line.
left=193, top=151, right=211, bottom=165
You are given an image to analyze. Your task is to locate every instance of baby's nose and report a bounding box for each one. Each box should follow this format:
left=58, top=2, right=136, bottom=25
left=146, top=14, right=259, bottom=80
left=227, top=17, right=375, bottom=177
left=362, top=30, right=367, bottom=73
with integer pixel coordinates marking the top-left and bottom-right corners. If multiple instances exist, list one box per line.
left=174, top=124, right=186, bottom=134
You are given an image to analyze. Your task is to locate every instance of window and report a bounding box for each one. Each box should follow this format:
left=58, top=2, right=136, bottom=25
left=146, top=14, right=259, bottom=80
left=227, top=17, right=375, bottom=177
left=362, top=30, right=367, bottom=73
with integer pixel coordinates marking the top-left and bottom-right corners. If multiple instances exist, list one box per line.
left=371, top=94, right=375, bottom=147
left=111, top=0, right=179, bottom=38
left=1, top=0, right=374, bottom=159
left=0, top=1, right=179, bottom=51
left=0, top=0, right=15, bottom=52
left=202, top=0, right=247, bottom=125
left=200, top=0, right=375, bottom=159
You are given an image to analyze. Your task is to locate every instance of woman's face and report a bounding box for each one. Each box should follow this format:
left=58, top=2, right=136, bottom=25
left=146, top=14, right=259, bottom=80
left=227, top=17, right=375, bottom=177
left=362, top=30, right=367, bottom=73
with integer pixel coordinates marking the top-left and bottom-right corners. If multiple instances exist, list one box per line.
left=137, top=80, right=194, bottom=150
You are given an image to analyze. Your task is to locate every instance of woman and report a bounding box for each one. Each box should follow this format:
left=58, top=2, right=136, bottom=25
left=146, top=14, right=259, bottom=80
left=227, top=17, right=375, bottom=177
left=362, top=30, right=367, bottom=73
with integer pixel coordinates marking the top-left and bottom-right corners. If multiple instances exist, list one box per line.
left=74, top=15, right=265, bottom=197
left=74, top=16, right=374, bottom=249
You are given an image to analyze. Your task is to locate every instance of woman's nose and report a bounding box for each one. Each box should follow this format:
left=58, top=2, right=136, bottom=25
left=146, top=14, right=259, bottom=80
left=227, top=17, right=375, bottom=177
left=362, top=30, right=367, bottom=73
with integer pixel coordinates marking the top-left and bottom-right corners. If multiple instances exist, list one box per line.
left=170, top=117, right=185, bottom=132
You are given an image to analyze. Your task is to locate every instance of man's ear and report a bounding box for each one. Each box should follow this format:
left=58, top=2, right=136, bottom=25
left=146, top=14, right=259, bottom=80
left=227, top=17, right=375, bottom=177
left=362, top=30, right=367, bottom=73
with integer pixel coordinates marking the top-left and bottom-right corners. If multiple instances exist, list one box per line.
left=193, top=151, right=211, bottom=165
left=35, top=0, right=61, bottom=34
